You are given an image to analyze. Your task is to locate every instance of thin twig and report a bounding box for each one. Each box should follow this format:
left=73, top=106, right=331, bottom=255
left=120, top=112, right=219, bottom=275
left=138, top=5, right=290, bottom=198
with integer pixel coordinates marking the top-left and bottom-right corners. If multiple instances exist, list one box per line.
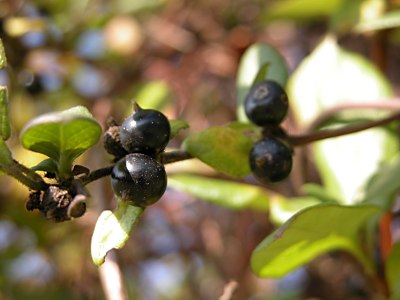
left=4, top=161, right=48, bottom=190
left=306, top=100, right=400, bottom=132
left=160, top=150, right=193, bottom=164
left=81, top=165, right=114, bottom=186
left=219, top=280, right=239, bottom=300
left=289, top=111, right=400, bottom=146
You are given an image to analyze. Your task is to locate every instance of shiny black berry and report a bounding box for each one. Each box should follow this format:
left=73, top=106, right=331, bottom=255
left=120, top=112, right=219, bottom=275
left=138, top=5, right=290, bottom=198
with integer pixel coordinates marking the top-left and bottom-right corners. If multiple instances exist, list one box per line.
left=249, top=137, right=293, bottom=183
left=120, top=103, right=171, bottom=155
left=111, top=153, right=167, bottom=207
left=244, top=80, right=289, bottom=126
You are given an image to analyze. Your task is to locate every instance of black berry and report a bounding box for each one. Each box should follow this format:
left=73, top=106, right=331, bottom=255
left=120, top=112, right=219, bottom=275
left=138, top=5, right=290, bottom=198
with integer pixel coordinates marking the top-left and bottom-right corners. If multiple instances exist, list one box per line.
left=249, top=137, right=293, bottom=183
left=244, top=80, right=288, bottom=126
left=111, top=153, right=167, bottom=207
left=120, top=104, right=171, bottom=155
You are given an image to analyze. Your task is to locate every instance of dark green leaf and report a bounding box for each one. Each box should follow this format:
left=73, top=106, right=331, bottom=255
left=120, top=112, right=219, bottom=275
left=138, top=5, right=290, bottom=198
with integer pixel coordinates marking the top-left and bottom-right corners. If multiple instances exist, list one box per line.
left=168, top=174, right=269, bottom=211
left=20, top=106, right=102, bottom=177
left=169, top=119, right=189, bottom=139
left=236, top=43, right=289, bottom=122
left=386, top=243, right=400, bottom=300
left=251, top=204, right=379, bottom=277
left=288, top=36, right=395, bottom=204
left=362, top=154, right=400, bottom=210
left=0, top=39, right=6, bottom=68
left=31, top=158, right=58, bottom=173
left=182, top=126, right=253, bottom=177
left=0, top=87, right=10, bottom=140
left=91, top=202, right=144, bottom=266
left=0, top=138, right=12, bottom=167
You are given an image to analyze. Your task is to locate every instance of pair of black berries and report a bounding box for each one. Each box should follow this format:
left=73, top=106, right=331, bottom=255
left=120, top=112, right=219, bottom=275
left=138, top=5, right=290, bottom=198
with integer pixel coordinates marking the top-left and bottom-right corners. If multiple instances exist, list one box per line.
left=245, top=80, right=293, bottom=183
left=105, top=103, right=170, bottom=207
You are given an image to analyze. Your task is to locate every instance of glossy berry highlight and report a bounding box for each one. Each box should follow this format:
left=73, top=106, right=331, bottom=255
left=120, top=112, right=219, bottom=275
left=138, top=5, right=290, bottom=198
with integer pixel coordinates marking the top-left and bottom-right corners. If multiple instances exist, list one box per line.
left=249, top=137, right=293, bottom=183
left=120, top=103, right=171, bottom=155
left=244, top=80, right=289, bottom=126
left=111, top=153, right=167, bottom=207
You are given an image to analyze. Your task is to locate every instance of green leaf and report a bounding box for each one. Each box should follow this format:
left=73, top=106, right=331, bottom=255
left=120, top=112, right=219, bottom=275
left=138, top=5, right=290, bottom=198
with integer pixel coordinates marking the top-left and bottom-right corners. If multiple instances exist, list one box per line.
left=182, top=126, right=253, bottom=177
left=269, top=195, right=321, bottom=225
left=91, top=203, right=144, bottom=266
left=262, top=0, right=342, bottom=22
left=136, top=80, right=172, bottom=110
left=288, top=36, right=395, bottom=204
left=251, top=204, right=379, bottom=278
left=355, top=10, right=400, bottom=33
left=0, top=138, right=12, bottom=167
left=31, top=158, right=58, bottom=173
left=0, top=39, right=6, bottom=68
left=169, top=119, right=189, bottom=139
left=168, top=174, right=269, bottom=211
left=386, top=243, right=400, bottom=300
left=20, top=106, right=102, bottom=177
left=0, top=87, right=10, bottom=140
left=236, top=43, right=289, bottom=122
left=362, top=154, right=400, bottom=210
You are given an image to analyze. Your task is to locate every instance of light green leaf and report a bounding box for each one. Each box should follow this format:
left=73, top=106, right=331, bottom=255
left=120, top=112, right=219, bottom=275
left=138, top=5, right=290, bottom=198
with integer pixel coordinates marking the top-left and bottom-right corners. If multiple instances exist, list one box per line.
left=168, top=174, right=269, bottom=211
left=288, top=36, right=395, bottom=204
left=0, top=39, right=6, bottom=68
left=355, top=10, right=400, bottom=33
left=251, top=204, right=379, bottom=278
left=20, top=106, right=102, bottom=177
left=91, top=203, right=144, bottom=266
left=262, top=0, right=342, bottom=22
left=136, top=80, right=172, bottom=110
left=0, top=87, right=10, bottom=140
left=236, top=43, right=289, bottom=122
left=169, top=119, right=189, bottom=139
left=182, top=126, right=253, bottom=177
left=269, top=195, right=321, bottom=225
left=386, top=243, right=400, bottom=300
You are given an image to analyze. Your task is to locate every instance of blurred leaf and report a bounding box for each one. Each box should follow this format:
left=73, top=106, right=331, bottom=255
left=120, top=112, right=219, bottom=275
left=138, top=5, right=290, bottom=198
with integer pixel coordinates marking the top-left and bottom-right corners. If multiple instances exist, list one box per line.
left=31, top=158, right=58, bottom=173
left=20, top=106, right=102, bottom=178
left=301, top=183, right=340, bottom=203
left=262, top=0, right=342, bottom=22
left=0, top=39, right=6, bottom=68
left=91, top=203, right=144, bottom=266
left=330, top=0, right=363, bottom=33
left=362, top=154, right=400, bottom=210
left=169, top=119, right=189, bottom=139
left=386, top=243, right=400, bottom=300
left=269, top=195, right=321, bottom=225
left=136, top=80, right=172, bottom=110
left=0, top=87, right=10, bottom=140
left=182, top=126, right=253, bottom=177
left=288, top=36, right=395, bottom=204
left=0, top=138, right=13, bottom=167
left=251, top=204, right=379, bottom=278
left=236, top=43, right=289, bottom=122
left=168, top=174, right=269, bottom=211
left=355, top=9, right=400, bottom=32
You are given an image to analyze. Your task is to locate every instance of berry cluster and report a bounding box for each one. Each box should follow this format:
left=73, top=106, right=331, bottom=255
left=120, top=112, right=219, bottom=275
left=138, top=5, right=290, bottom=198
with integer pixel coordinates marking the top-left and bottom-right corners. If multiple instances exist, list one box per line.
left=245, top=80, right=293, bottom=183
left=105, top=103, right=170, bottom=207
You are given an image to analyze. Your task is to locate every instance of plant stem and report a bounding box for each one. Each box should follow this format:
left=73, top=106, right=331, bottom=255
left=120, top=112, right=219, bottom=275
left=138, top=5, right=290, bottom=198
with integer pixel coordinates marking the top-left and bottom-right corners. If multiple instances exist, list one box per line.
left=80, top=165, right=114, bottom=185
left=160, top=150, right=193, bottom=164
left=4, top=161, right=48, bottom=190
left=289, top=111, right=400, bottom=146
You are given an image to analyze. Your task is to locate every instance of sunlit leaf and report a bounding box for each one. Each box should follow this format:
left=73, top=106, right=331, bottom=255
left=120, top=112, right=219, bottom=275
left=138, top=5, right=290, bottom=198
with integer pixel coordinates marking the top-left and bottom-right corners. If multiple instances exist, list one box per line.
left=0, top=39, right=6, bottom=68
left=269, top=195, right=321, bottom=225
left=136, top=80, right=172, bottom=110
left=168, top=174, right=269, bottom=211
left=169, top=119, right=189, bottom=139
left=182, top=126, right=253, bottom=177
left=386, top=243, right=400, bottom=300
left=355, top=9, right=400, bottom=32
left=236, top=43, right=289, bottom=122
left=0, top=87, right=10, bottom=140
left=91, top=202, right=144, bottom=266
left=251, top=204, right=379, bottom=278
left=20, top=106, right=102, bottom=177
left=262, top=0, right=342, bottom=22
left=288, top=36, right=395, bottom=204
